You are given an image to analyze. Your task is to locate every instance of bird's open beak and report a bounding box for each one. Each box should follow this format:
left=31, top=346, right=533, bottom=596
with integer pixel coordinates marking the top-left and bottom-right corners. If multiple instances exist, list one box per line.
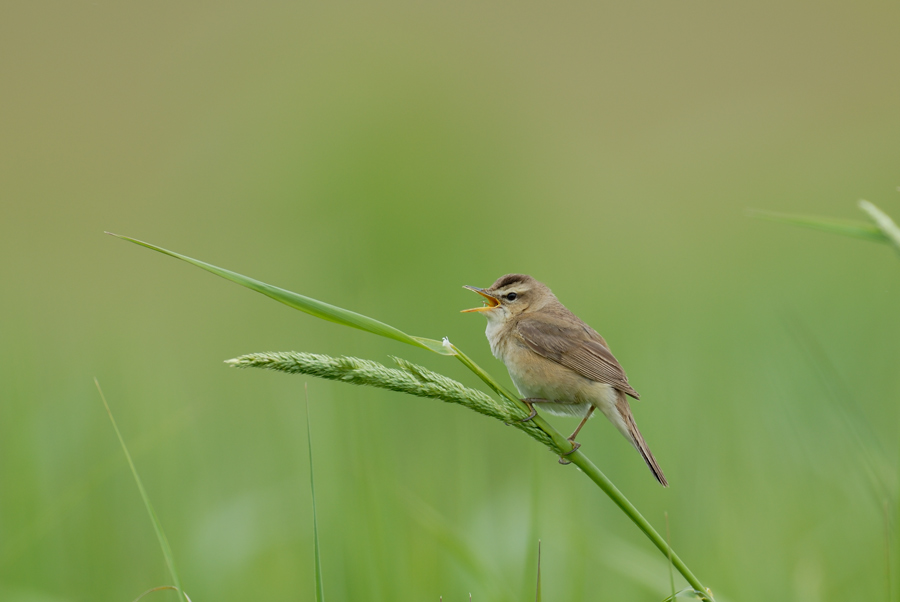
left=461, top=286, right=500, bottom=313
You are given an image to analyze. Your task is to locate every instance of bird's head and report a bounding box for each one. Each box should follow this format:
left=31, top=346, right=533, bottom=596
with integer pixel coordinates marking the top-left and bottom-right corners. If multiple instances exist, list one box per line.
left=461, top=274, right=553, bottom=322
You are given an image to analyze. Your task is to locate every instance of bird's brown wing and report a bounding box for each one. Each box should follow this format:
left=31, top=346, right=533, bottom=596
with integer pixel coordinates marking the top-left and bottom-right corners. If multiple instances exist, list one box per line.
left=514, top=313, right=640, bottom=399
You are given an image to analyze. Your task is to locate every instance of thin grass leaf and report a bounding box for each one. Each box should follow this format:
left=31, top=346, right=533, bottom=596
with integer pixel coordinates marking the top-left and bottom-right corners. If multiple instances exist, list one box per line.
left=858, top=200, right=900, bottom=254
left=748, top=209, right=888, bottom=243
left=106, top=233, right=450, bottom=355
left=304, top=385, right=325, bottom=602
left=94, top=378, right=188, bottom=602
left=535, top=540, right=542, bottom=602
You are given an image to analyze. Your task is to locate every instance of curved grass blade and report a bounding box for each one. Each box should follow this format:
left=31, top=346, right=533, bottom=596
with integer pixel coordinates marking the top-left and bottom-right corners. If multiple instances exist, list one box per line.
left=95, top=378, right=188, bottom=602
left=858, top=200, right=900, bottom=254
left=106, top=233, right=450, bottom=355
left=747, top=209, right=888, bottom=243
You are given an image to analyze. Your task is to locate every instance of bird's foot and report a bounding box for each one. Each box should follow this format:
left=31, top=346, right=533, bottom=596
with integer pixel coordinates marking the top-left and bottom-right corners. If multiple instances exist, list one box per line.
left=558, top=440, right=581, bottom=465
left=505, top=398, right=542, bottom=425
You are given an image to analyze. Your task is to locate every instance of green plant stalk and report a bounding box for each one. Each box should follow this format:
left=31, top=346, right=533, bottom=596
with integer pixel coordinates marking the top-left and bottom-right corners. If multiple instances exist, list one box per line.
left=109, top=233, right=713, bottom=599
left=95, top=378, right=189, bottom=602
left=450, top=345, right=709, bottom=598
left=305, top=386, right=326, bottom=602
left=575, top=456, right=708, bottom=597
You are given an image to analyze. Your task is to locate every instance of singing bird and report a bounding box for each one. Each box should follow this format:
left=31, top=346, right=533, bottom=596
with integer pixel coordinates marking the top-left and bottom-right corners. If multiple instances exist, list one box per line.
left=463, top=274, right=667, bottom=486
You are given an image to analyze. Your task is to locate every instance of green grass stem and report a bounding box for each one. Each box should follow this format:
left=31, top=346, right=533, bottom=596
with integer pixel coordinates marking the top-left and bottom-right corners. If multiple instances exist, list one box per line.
left=445, top=344, right=713, bottom=599
left=94, top=378, right=189, bottom=602
left=304, top=385, right=326, bottom=602
left=111, top=233, right=714, bottom=599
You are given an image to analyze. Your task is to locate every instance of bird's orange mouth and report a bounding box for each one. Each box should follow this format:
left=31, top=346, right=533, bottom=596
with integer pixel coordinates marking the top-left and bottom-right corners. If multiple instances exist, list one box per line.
left=461, top=286, right=500, bottom=313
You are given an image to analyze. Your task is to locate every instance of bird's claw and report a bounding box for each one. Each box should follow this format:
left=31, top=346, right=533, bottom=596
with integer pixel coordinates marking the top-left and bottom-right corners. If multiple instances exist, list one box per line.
left=558, top=441, right=581, bottom=465
left=505, top=399, right=538, bottom=425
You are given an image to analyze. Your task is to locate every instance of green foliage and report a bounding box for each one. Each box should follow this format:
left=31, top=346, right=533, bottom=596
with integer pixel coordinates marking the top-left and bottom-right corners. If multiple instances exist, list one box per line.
left=6, top=5, right=900, bottom=600
left=115, top=234, right=713, bottom=597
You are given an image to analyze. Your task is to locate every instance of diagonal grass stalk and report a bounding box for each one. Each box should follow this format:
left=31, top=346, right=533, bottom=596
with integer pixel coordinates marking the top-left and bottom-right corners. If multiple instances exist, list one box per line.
left=108, top=232, right=714, bottom=599
left=304, top=385, right=326, bottom=602
left=94, top=378, right=189, bottom=602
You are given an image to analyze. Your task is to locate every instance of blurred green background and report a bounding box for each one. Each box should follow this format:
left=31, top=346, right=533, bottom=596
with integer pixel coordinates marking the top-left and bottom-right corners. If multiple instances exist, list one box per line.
left=2, top=2, right=900, bottom=600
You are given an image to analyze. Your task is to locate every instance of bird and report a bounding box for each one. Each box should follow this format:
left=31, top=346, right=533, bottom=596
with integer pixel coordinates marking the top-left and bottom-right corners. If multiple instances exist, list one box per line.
left=462, top=273, right=667, bottom=486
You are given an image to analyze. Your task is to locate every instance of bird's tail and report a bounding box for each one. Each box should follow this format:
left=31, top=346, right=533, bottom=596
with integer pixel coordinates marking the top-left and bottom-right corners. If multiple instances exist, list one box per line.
left=616, top=394, right=668, bottom=487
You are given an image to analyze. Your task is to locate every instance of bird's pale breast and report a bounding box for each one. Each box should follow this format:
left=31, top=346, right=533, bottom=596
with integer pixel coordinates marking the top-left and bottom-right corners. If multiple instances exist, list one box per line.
left=488, top=327, right=616, bottom=418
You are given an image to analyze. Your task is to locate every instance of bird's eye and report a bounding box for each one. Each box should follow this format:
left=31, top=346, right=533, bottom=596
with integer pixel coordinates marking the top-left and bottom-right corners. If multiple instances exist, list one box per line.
left=506, top=292, right=518, bottom=301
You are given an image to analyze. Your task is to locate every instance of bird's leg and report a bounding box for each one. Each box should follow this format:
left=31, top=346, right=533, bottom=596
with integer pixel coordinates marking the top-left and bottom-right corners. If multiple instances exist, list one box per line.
left=558, top=406, right=595, bottom=465
left=509, top=397, right=581, bottom=423
left=567, top=405, right=595, bottom=442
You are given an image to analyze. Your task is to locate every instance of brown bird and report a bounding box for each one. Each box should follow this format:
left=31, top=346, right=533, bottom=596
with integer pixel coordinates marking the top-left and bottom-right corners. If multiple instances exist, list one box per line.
left=462, top=274, right=667, bottom=486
